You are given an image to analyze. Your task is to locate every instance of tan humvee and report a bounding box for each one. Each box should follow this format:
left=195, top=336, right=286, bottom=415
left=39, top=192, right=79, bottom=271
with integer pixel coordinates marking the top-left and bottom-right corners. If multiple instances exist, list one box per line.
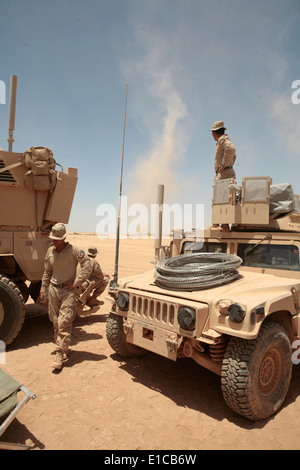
left=0, top=76, right=80, bottom=345
left=106, top=177, right=300, bottom=421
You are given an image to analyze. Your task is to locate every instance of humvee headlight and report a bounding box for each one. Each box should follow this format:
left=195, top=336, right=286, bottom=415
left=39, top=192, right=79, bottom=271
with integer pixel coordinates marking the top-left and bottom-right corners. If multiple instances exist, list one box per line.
left=228, top=303, right=245, bottom=323
left=116, top=292, right=129, bottom=311
left=178, top=307, right=196, bottom=331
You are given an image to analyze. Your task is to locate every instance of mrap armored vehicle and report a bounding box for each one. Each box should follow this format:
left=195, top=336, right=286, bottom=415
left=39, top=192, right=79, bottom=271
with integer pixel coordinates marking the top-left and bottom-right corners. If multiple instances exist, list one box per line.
left=0, top=76, right=78, bottom=345
left=106, top=177, right=300, bottom=421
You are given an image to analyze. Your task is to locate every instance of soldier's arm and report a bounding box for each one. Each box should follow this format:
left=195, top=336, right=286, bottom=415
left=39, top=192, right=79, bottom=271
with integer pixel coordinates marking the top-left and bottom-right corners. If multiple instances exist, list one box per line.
left=73, top=249, right=93, bottom=286
left=40, top=253, right=52, bottom=294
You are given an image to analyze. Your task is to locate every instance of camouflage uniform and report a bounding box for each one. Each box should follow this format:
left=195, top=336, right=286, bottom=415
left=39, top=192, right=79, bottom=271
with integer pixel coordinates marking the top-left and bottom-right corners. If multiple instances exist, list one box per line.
left=89, top=258, right=109, bottom=296
left=84, top=246, right=109, bottom=306
left=211, top=121, right=236, bottom=181
left=40, top=224, right=92, bottom=368
left=211, top=121, right=236, bottom=230
left=214, top=135, right=236, bottom=181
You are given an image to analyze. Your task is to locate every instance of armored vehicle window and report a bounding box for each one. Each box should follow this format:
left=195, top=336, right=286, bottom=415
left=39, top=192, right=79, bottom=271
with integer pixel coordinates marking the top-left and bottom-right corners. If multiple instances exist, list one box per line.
left=238, top=243, right=300, bottom=271
left=182, top=241, right=227, bottom=254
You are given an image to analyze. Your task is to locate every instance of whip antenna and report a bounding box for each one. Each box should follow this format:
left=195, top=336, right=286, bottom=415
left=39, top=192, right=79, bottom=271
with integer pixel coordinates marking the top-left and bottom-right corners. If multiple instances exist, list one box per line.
left=7, top=75, right=17, bottom=152
left=110, top=83, right=128, bottom=290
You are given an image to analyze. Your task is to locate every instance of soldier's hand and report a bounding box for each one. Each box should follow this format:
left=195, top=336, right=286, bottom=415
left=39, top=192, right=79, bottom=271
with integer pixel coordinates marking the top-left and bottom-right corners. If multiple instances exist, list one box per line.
left=40, top=292, right=47, bottom=303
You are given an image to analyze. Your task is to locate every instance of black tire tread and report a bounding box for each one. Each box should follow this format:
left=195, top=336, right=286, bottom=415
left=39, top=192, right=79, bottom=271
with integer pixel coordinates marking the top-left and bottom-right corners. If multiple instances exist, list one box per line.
left=0, top=274, right=25, bottom=345
left=106, top=312, right=146, bottom=358
left=221, top=322, right=292, bottom=421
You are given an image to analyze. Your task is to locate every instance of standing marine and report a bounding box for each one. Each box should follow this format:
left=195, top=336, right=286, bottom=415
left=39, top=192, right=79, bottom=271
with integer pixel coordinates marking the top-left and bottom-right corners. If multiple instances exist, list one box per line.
left=211, top=120, right=236, bottom=181
left=40, top=223, right=92, bottom=370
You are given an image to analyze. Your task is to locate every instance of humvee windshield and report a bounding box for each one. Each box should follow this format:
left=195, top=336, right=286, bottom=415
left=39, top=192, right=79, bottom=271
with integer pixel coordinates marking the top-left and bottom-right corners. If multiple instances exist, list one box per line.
left=238, top=243, right=300, bottom=271
left=182, top=241, right=300, bottom=272
left=182, top=241, right=227, bottom=254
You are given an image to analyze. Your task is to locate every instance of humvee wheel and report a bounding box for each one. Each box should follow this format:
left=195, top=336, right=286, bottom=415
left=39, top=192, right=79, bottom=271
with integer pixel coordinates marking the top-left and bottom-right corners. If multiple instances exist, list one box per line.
left=221, top=322, right=292, bottom=421
left=0, top=275, right=25, bottom=345
left=106, top=312, right=147, bottom=358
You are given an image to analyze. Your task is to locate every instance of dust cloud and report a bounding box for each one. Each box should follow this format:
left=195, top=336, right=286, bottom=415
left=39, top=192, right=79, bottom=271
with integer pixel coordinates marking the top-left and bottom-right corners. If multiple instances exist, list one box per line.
left=122, top=29, right=189, bottom=210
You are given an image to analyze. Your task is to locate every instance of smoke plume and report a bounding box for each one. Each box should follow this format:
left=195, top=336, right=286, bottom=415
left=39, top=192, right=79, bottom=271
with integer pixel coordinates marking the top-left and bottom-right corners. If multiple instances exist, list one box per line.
left=123, top=30, right=188, bottom=208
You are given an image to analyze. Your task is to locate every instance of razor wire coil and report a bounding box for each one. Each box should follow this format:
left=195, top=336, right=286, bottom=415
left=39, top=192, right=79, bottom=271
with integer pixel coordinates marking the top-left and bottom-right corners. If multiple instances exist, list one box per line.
left=154, top=252, right=242, bottom=291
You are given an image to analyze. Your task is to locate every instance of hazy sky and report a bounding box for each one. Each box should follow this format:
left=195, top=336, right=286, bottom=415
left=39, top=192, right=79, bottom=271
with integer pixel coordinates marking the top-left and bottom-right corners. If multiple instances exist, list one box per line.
left=1, top=0, right=300, bottom=234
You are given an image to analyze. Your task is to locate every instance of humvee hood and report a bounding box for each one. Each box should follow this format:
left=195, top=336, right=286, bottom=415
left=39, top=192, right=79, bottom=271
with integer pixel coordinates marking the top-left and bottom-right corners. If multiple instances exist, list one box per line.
left=118, top=268, right=300, bottom=306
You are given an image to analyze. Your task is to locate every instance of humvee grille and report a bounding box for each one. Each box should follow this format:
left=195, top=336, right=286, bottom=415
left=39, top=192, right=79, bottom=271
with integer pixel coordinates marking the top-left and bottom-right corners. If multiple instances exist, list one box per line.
left=0, top=160, right=17, bottom=184
left=131, top=294, right=176, bottom=326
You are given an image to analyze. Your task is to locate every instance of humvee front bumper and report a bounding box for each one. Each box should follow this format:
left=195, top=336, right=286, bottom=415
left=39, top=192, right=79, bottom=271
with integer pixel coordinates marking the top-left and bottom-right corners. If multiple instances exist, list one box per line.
left=115, top=289, right=209, bottom=361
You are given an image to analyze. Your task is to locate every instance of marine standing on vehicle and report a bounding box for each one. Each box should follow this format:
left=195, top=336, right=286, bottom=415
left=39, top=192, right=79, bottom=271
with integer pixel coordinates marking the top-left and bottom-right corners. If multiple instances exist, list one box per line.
left=211, top=120, right=237, bottom=230
left=211, top=120, right=236, bottom=181
left=40, top=223, right=92, bottom=370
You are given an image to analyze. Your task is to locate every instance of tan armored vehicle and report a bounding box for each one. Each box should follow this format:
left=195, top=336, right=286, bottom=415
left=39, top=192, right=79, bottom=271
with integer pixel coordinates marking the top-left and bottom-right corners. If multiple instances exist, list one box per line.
left=0, top=76, right=78, bottom=345
left=106, top=177, right=300, bottom=421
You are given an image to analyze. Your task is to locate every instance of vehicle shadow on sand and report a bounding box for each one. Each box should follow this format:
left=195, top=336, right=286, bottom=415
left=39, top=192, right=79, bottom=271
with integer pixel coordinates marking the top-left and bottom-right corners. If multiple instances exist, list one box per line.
left=112, top=351, right=300, bottom=430
left=7, top=309, right=107, bottom=352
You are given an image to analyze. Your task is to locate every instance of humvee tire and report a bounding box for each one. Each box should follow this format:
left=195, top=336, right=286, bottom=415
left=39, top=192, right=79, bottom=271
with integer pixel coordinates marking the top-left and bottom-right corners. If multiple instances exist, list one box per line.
left=221, top=322, right=292, bottom=421
left=0, top=275, right=25, bottom=345
left=106, top=312, right=147, bottom=358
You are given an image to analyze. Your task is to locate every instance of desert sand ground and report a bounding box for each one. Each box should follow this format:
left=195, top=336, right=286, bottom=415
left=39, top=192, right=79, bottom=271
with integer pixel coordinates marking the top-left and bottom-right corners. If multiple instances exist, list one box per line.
left=1, top=233, right=300, bottom=451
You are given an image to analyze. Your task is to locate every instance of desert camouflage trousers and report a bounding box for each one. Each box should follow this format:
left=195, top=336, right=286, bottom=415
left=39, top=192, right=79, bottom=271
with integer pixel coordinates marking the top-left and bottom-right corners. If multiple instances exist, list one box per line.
left=90, top=275, right=109, bottom=297
left=214, top=167, right=236, bottom=181
left=48, top=284, right=76, bottom=354
left=82, top=275, right=109, bottom=298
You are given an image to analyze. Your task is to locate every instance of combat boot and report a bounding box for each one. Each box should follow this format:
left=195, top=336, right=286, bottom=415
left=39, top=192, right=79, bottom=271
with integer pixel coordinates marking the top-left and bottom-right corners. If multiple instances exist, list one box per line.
left=52, top=350, right=63, bottom=370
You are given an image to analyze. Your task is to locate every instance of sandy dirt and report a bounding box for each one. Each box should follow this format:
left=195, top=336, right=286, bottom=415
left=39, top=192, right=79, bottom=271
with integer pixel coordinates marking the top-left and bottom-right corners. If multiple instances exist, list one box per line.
left=1, top=233, right=300, bottom=450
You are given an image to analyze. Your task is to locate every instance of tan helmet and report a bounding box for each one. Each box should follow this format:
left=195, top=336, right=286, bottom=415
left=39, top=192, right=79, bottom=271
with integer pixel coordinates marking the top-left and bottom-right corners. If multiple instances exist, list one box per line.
left=211, top=120, right=226, bottom=131
left=49, top=223, right=67, bottom=240
left=87, top=246, right=98, bottom=257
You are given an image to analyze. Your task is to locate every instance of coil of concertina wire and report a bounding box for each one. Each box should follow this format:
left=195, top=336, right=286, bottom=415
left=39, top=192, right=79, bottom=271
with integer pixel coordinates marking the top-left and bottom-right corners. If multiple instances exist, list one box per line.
left=154, top=252, right=243, bottom=291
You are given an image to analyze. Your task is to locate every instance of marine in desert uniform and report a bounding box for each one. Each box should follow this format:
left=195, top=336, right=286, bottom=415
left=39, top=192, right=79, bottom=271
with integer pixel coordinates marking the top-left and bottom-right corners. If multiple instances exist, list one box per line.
left=211, top=120, right=236, bottom=181
left=40, top=223, right=92, bottom=370
left=211, top=121, right=237, bottom=230
left=84, top=246, right=110, bottom=307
